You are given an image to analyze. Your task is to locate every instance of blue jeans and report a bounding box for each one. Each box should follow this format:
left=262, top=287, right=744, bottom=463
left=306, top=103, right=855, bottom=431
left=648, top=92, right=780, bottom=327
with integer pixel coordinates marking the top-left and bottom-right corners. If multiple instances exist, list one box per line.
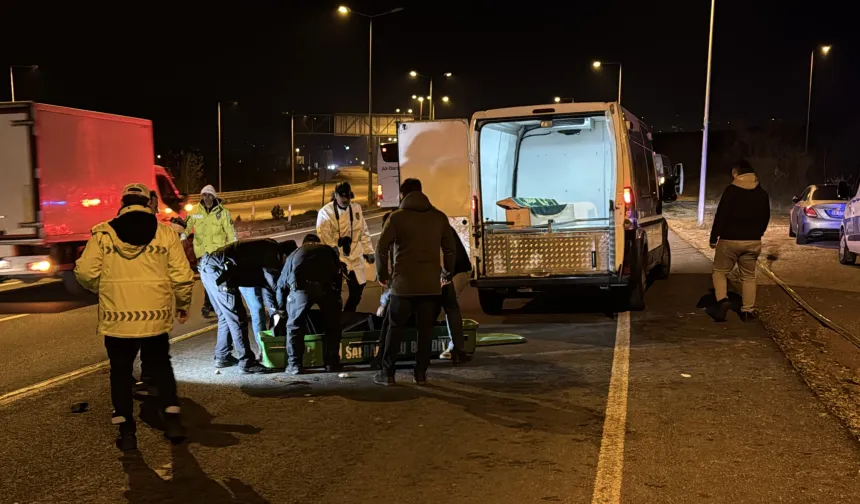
left=199, top=256, right=256, bottom=367
left=239, top=285, right=276, bottom=347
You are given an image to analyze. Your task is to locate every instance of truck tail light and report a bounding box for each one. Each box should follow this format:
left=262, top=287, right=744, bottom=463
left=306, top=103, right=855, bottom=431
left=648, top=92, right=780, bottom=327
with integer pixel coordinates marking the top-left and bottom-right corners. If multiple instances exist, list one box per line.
left=27, top=260, right=52, bottom=272
left=376, top=184, right=383, bottom=206
left=81, top=198, right=101, bottom=207
left=804, top=206, right=818, bottom=218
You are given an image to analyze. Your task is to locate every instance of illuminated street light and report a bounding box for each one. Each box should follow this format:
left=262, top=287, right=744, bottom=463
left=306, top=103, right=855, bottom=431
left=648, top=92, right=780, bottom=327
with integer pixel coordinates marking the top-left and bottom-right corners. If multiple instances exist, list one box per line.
left=337, top=5, right=349, bottom=14
left=554, top=97, right=561, bottom=103
left=345, top=146, right=350, bottom=150
left=156, top=155, right=162, bottom=160
left=411, top=94, right=417, bottom=99
left=806, top=44, right=833, bottom=152
left=409, top=70, right=418, bottom=77
left=395, top=108, right=401, bottom=113
left=295, top=148, right=300, bottom=153
left=407, top=108, right=413, bottom=114
left=417, top=96, right=424, bottom=102
left=591, top=60, right=622, bottom=104
left=444, top=72, right=452, bottom=77
left=441, top=96, right=449, bottom=103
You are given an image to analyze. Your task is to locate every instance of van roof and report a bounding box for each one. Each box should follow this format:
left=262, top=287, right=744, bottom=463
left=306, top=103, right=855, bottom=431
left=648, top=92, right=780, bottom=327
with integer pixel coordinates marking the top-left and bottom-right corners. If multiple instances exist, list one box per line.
left=472, top=102, right=615, bottom=121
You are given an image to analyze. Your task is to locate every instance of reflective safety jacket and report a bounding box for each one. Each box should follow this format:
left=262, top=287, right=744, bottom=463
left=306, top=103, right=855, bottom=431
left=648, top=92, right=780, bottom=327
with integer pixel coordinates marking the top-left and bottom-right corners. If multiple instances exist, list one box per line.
left=186, top=200, right=237, bottom=258
left=74, top=205, right=195, bottom=338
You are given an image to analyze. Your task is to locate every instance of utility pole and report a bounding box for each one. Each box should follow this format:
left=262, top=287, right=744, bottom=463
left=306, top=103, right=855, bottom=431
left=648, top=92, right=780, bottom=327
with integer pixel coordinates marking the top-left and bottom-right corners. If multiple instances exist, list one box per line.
left=217, top=102, right=222, bottom=193
left=9, top=66, right=15, bottom=102
left=290, top=113, right=296, bottom=184
left=367, top=17, right=374, bottom=204
left=696, top=0, right=716, bottom=227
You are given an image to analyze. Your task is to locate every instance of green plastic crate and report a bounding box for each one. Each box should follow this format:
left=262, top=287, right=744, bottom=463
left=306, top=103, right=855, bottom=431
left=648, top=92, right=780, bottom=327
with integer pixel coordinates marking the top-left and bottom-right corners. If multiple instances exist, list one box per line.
left=258, top=313, right=477, bottom=369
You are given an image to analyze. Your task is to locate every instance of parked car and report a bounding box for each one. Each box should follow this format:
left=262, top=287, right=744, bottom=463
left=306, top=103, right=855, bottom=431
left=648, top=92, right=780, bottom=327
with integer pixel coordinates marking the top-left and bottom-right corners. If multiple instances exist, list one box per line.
left=839, top=181, right=860, bottom=264
left=790, top=184, right=848, bottom=245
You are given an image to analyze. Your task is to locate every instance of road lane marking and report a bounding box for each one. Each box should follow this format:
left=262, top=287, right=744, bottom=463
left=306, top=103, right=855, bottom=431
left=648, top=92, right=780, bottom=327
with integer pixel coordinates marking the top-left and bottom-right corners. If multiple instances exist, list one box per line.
left=0, top=323, right=217, bottom=408
left=591, top=311, right=631, bottom=504
left=0, top=314, right=28, bottom=323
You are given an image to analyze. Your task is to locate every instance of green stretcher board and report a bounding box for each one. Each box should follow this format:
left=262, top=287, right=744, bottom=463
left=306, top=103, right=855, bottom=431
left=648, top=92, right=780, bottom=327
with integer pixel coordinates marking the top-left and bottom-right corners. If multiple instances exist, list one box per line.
left=258, top=312, right=478, bottom=369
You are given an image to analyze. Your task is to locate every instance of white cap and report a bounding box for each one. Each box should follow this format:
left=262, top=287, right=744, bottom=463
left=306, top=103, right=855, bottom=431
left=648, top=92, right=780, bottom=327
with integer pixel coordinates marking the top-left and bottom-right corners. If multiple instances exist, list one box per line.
left=200, top=185, right=217, bottom=197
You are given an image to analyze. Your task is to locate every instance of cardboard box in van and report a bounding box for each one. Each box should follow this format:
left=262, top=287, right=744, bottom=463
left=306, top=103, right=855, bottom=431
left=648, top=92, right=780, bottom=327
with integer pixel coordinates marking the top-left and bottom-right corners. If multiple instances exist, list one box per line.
left=496, top=197, right=568, bottom=228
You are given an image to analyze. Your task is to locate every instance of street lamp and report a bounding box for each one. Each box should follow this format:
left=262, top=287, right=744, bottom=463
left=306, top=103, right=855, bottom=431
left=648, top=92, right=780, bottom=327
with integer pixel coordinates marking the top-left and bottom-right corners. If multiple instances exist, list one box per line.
left=8, top=65, right=37, bottom=102
left=554, top=97, right=561, bottom=103
left=441, top=96, right=449, bottom=103
left=805, top=44, right=832, bottom=152
left=591, top=60, right=622, bottom=104
left=416, top=96, right=425, bottom=120
left=217, top=101, right=238, bottom=193
left=395, top=108, right=401, bottom=113
left=408, top=70, right=452, bottom=120
left=337, top=5, right=405, bottom=203
left=407, top=108, right=413, bottom=114
left=696, top=0, right=716, bottom=227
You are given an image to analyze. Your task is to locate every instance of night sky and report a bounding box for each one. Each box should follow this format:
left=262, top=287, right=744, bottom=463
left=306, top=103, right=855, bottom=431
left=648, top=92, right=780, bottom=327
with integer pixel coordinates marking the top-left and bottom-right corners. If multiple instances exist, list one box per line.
left=1, top=1, right=854, bottom=188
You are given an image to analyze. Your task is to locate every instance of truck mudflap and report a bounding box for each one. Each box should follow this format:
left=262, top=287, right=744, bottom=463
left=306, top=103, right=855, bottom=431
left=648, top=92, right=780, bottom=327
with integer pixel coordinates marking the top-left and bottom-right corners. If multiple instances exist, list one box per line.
left=482, top=229, right=613, bottom=277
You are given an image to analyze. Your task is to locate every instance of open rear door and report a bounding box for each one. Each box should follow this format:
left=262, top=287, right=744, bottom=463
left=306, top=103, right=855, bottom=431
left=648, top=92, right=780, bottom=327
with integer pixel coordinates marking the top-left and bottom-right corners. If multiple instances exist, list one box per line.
left=0, top=103, right=38, bottom=239
left=397, top=119, right=472, bottom=252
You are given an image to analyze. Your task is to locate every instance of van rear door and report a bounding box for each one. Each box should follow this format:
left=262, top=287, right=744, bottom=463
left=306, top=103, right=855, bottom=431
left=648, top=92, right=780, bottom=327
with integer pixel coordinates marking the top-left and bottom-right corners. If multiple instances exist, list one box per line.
left=0, top=103, right=38, bottom=239
left=397, top=119, right=472, bottom=252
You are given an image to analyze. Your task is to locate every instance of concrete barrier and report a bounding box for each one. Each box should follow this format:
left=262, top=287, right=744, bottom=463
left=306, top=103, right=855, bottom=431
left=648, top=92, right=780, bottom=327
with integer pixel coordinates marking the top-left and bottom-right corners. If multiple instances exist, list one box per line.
left=186, top=179, right=317, bottom=205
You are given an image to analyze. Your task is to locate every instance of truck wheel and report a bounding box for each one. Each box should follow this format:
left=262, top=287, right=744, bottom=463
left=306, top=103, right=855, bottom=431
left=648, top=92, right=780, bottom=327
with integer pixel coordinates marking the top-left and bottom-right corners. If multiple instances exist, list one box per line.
left=61, top=271, right=87, bottom=296
left=840, top=231, right=856, bottom=265
left=655, top=239, right=671, bottom=280
left=478, top=289, right=504, bottom=315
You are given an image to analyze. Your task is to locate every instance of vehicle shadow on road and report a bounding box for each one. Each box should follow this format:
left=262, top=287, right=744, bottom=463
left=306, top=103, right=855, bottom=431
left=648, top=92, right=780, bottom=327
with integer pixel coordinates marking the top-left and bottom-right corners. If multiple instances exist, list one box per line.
left=120, top=397, right=268, bottom=504
left=0, top=281, right=96, bottom=313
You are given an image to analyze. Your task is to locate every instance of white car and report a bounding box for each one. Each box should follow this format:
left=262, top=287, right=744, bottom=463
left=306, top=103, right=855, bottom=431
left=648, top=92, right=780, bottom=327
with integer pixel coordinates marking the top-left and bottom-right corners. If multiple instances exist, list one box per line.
left=839, top=183, right=860, bottom=264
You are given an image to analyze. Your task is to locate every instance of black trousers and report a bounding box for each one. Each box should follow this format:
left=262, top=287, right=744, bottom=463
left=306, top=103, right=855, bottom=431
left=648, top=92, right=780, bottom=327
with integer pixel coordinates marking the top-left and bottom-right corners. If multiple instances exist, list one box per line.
left=105, top=334, right=179, bottom=425
left=440, top=283, right=465, bottom=353
left=286, top=283, right=343, bottom=367
left=343, top=271, right=365, bottom=312
left=382, top=295, right=439, bottom=377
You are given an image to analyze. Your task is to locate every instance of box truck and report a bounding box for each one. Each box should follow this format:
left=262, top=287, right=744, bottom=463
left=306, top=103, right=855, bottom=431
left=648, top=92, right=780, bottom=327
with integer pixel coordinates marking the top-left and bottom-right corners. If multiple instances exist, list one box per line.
left=0, top=102, right=189, bottom=293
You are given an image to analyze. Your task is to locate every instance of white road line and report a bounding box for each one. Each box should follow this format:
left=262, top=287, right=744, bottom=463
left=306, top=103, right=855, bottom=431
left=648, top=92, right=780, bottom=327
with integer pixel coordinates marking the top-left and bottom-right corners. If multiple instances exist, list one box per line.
left=591, top=311, right=631, bottom=504
left=0, top=314, right=28, bottom=323
left=0, top=323, right=217, bottom=408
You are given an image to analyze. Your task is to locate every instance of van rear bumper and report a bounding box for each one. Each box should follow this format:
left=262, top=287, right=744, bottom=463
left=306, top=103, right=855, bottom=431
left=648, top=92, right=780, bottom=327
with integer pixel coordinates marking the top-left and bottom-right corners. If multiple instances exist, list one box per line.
left=472, top=273, right=629, bottom=292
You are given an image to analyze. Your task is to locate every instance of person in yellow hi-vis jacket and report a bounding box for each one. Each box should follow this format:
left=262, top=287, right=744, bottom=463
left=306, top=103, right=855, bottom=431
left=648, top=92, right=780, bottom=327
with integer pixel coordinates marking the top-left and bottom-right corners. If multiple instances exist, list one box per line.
left=75, top=183, right=195, bottom=452
left=185, top=185, right=236, bottom=318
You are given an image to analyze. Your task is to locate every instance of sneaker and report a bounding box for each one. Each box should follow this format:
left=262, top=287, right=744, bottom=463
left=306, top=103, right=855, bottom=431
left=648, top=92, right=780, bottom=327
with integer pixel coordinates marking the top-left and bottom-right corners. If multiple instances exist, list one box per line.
left=115, top=423, right=137, bottom=452
left=439, top=350, right=453, bottom=360
left=373, top=372, right=395, bottom=387
left=240, top=362, right=270, bottom=374
left=413, top=370, right=427, bottom=386
left=285, top=363, right=303, bottom=376
left=214, top=355, right=240, bottom=368
left=706, top=298, right=731, bottom=322
left=739, top=311, right=757, bottom=322
left=163, top=413, right=187, bottom=445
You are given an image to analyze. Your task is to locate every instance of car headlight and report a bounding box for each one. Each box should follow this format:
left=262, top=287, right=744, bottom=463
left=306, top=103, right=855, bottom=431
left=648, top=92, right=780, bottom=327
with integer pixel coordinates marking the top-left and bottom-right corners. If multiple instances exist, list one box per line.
left=0, top=259, right=11, bottom=270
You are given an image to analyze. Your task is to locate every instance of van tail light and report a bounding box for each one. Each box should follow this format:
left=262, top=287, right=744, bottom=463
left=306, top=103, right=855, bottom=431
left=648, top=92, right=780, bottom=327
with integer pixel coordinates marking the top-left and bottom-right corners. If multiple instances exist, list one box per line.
left=376, top=184, right=383, bottom=206
left=471, top=195, right=478, bottom=222
left=623, top=187, right=633, bottom=206
left=804, top=206, right=818, bottom=218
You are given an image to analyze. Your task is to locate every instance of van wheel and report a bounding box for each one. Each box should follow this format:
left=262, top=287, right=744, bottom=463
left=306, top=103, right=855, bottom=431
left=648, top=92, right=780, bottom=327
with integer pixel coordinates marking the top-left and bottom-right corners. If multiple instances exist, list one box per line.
left=61, top=271, right=87, bottom=296
left=626, top=241, right=648, bottom=311
left=655, top=240, right=671, bottom=280
left=478, top=289, right=504, bottom=315
left=840, top=231, right=856, bottom=265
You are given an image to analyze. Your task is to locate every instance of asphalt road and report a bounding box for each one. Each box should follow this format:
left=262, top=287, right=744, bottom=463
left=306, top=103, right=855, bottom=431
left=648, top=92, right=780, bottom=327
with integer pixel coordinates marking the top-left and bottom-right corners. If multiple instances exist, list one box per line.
left=2, top=232, right=859, bottom=503
left=225, top=167, right=375, bottom=222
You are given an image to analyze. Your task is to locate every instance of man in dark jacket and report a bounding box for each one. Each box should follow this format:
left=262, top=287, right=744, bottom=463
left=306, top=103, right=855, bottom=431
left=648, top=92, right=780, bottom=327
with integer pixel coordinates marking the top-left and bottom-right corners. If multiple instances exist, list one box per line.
left=708, top=159, right=770, bottom=321
left=275, top=234, right=344, bottom=375
left=201, top=238, right=295, bottom=373
left=373, top=178, right=456, bottom=386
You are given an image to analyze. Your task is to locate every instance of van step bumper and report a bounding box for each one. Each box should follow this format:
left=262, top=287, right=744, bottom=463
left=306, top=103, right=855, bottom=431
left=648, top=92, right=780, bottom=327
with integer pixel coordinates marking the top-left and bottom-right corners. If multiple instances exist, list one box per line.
left=472, top=274, right=629, bottom=291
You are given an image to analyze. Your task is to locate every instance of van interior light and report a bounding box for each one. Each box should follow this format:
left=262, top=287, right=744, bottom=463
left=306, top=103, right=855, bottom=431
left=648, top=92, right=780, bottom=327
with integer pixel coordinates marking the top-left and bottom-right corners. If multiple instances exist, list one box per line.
left=27, top=260, right=52, bottom=272
left=81, top=198, right=101, bottom=207
left=540, top=120, right=553, bottom=128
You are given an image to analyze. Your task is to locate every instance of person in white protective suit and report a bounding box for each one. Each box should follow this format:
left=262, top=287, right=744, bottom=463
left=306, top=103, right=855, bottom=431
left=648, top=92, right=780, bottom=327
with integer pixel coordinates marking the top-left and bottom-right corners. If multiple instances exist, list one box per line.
left=316, top=182, right=375, bottom=312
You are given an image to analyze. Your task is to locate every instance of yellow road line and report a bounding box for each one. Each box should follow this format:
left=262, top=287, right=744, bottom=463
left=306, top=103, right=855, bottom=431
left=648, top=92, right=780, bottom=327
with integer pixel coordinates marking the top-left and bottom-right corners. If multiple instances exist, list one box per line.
left=0, top=323, right=217, bottom=408
left=591, top=311, right=631, bottom=504
left=0, top=314, right=29, bottom=323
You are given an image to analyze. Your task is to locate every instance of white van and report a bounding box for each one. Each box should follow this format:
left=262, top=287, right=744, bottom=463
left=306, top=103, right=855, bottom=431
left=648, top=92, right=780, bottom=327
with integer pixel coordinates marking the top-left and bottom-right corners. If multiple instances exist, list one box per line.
left=397, top=102, right=672, bottom=313
left=377, top=141, right=400, bottom=208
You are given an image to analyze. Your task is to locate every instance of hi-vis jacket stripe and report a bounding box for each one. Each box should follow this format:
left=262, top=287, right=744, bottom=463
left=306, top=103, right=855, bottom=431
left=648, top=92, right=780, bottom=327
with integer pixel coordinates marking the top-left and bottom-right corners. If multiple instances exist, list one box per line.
left=102, top=309, right=172, bottom=322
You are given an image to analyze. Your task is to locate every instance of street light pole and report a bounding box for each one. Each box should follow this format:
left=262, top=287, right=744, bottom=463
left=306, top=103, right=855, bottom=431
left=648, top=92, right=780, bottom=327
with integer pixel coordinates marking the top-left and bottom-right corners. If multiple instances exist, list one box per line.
left=291, top=112, right=296, bottom=184
left=9, top=66, right=15, bottom=102
left=217, top=102, right=222, bottom=193
left=696, top=0, right=716, bottom=227
left=617, top=63, right=623, bottom=105
left=805, top=50, right=814, bottom=153
left=367, top=16, right=374, bottom=204
left=429, top=78, right=434, bottom=120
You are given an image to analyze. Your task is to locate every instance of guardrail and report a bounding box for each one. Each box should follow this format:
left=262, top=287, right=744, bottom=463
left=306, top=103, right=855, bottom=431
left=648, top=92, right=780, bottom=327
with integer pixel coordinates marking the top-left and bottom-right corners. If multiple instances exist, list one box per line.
left=186, top=179, right=317, bottom=205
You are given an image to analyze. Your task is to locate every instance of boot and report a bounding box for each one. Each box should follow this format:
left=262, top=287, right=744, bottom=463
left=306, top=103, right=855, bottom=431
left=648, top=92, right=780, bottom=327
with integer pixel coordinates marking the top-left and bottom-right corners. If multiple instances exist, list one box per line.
left=115, top=420, right=137, bottom=452
left=163, top=411, right=187, bottom=445
left=706, top=298, right=731, bottom=322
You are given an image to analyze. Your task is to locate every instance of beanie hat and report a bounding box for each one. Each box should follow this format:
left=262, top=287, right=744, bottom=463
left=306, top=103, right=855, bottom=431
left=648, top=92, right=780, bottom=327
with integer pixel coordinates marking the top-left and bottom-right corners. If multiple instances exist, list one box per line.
left=200, top=185, right=217, bottom=197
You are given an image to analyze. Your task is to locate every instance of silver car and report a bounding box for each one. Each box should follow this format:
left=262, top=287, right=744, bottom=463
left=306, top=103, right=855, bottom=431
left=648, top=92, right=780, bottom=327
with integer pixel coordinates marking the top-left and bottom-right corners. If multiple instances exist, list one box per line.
left=790, top=184, right=848, bottom=244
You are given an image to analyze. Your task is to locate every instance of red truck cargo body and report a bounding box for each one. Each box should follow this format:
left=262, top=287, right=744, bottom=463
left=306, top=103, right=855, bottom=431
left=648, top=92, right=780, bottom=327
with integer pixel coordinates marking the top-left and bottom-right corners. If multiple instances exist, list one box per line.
left=36, top=103, right=156, bottom=243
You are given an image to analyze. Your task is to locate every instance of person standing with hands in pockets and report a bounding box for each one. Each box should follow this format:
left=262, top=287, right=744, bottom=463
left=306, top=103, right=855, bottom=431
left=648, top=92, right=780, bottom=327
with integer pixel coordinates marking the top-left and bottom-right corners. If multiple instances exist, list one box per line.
left=316, top=182, right=375, bottom=311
